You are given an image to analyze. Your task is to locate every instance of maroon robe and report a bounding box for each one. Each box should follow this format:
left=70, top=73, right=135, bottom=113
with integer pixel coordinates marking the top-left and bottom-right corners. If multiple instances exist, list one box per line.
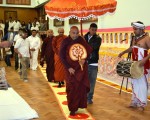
left=41, top=36, right=54, bottom=82
left=60, top=36, right=92, bottom=112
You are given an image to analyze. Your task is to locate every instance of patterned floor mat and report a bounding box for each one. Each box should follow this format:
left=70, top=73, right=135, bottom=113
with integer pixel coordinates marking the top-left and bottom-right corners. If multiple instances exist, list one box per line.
left=39, top=65, right=95, bottom=120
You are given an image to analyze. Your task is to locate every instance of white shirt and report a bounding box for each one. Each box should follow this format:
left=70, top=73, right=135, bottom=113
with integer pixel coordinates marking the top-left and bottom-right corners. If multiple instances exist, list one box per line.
left=5, top=48, right=12, bottom=55
left=88, top=34, right=93, bottom=42
left=89, top=63, right=98, bottom=66
left=36, top=21, right=40, bottom=28
left=28, top=36, right=40, bottom=50
left=14, top=38, right=30, bottom=57
left=31, top=26, right=39, bottom=31
left=13, top=21, right=21, bottom=32
left=8, top=32, right=14, bottom=42
left=8, top=21, right=14, bottom=31
left=32, top=21, right=40, bottom=28
left=14, top=34, right=21, bottom=42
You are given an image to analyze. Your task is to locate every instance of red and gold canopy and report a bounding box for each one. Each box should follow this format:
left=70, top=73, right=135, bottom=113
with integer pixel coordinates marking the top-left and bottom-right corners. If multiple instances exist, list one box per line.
left=45, top=0, right=117, bottom=20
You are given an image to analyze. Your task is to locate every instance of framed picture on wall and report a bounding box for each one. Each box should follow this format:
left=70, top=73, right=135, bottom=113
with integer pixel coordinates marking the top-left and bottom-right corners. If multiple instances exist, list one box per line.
left=53, top=19, right=64, bottom=27
left=69, top=17, right=98, bottom=24
left=0, top=0, right=2, bottom=4
left=4, top=11, right=17, bottom=21
left=69, top=18, right=79, bottom=24
left=6, top=0, right=31, bottom=5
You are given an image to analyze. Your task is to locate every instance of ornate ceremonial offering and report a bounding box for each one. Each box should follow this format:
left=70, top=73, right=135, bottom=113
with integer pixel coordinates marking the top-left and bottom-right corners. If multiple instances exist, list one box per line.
left=69, top=43, right=87, bottom=70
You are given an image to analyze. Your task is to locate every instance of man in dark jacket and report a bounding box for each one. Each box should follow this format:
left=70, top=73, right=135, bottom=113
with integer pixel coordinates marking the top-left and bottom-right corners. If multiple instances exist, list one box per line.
left=84, top=23, right=102, bottom=104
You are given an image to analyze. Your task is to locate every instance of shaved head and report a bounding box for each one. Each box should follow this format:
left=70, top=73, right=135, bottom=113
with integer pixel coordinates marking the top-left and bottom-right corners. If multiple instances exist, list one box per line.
left=47, top=29, right=54, bottom=37
left=58, top=28, right=64, bottom=36
left=47, top=29, right=53, bottom=32
left=58, top=28, right=64, bottom=32
left=69, top=26, right=79, bottom=40
left=70, top=26, right=79, bottom=32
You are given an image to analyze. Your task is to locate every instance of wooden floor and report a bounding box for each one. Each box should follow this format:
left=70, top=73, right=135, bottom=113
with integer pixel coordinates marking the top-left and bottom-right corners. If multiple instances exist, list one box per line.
left=1, top=60, right=150, bottom=120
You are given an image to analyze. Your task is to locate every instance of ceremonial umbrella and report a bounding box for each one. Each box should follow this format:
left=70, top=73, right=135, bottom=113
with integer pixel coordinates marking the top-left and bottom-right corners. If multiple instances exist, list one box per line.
left=45, top=0, right=117, bottom=35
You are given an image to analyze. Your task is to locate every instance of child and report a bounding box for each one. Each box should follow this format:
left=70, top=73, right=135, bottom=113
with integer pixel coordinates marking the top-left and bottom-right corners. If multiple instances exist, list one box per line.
left=4, top=47, right=12, bottom=66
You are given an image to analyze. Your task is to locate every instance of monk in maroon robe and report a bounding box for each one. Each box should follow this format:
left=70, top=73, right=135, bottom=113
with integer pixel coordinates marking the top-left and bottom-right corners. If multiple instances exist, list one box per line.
left=40, top=29, right=54, bottom=82
left=52, top=28, right=67, bottom=87
left=60, top=26, right=92, bottom=116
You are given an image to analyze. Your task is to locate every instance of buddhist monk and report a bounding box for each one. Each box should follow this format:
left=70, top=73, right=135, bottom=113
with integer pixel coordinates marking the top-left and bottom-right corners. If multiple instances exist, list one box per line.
left=52, top=28, right=67, bottom=87
left=59, top=26, right=92, bottom=116
left=40, top=29, right=55, bottom=82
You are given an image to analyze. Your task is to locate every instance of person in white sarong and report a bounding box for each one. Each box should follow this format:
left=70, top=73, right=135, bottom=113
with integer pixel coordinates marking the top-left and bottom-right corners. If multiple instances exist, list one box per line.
left=28, top=30, right=41, bottom=71
left=131, top=46, right=149, bottom=108
left=118, top=21, right=150, bottom=111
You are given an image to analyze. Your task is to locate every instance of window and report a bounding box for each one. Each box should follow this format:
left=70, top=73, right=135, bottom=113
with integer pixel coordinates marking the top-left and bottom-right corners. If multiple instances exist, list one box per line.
left=6, top=0, right=31, bottom=5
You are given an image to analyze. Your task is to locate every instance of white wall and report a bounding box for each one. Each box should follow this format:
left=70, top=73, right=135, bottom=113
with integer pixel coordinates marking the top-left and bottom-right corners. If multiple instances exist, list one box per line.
left=48, top=0, right=150, bottom=35
left=98, top=0, right=150, bottom=29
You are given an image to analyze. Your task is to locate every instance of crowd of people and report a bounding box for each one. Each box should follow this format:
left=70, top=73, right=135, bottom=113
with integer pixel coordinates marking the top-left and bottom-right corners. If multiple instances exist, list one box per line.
left=0, top=18, right=150, bottom=116
left=0, top=17, right=44, bottom=81
left=0, top=17, right=47, bottom=37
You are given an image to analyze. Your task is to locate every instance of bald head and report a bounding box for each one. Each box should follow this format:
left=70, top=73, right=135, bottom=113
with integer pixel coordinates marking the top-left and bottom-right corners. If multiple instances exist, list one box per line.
left=69, top=26, right=79, bottom=40
left=58, top=28, right=64, bottom=36
left=70, top=26, right=79, bottom=32
left=47, top=29, right=54, bottom=37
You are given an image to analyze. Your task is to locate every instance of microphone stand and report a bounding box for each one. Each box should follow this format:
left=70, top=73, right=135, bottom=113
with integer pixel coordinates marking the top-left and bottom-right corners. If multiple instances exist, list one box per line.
left=119, top=35, right=134, bottom=94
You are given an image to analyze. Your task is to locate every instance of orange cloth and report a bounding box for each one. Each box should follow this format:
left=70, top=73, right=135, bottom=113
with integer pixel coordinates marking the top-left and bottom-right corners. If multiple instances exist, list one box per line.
left=52, top=35, right=67, bottom=82
left=45, top=0, right=117, bottom=19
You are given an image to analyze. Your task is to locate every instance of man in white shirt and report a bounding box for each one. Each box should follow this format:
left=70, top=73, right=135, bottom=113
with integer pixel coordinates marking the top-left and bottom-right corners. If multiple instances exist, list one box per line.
left=14, top=29, right=23, bottom=70
left=31, top=22, right=39, bottom=31
left=32, top=18, right=40, bottom=29
left=13, top=29, right=22, bottom=43
left=14, top=29, right=30, bottom=82
left=28, top=30, right=40, bottom=70
left=8, top=17, right=14, bottom=31
left=13, top=18, right=21, bottom=35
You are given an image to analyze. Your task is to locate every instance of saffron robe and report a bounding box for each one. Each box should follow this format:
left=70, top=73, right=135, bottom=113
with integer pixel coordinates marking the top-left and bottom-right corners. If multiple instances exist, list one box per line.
left=41, top=36, right=54, bottom=82
left=60, top=36, right=92, bottom=112
left=52, top=35, right=67, bottom=82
